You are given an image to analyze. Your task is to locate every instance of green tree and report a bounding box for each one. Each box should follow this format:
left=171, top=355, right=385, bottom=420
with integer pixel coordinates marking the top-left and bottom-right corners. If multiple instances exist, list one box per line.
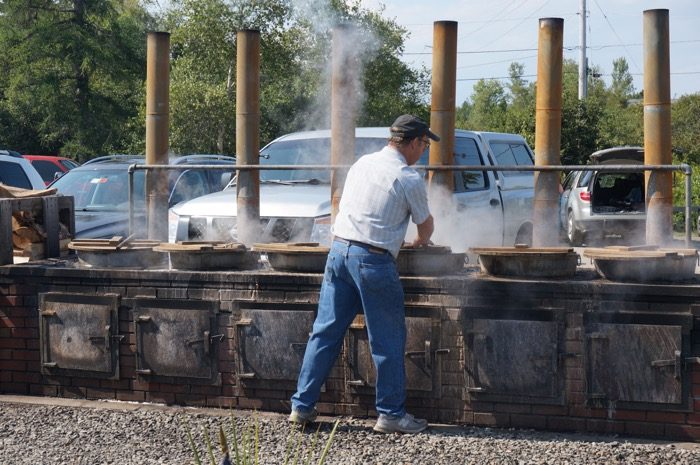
left=559, top=59, right=601, bottom=165
left=672, top=93, right=700, bottom=165
left=503, top=62, right=535, bottom=147
left=0, top=0, right=151, bottom=160
left=462, top=79, right=507, bottom=132
left=155, top=0, right=429, bottom=155
left=609, top=57, right=637, bottom=105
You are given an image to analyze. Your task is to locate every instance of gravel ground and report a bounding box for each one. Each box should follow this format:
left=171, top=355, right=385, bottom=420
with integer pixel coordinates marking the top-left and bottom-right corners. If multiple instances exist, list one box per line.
left=1, top=397, right=699, bottom=465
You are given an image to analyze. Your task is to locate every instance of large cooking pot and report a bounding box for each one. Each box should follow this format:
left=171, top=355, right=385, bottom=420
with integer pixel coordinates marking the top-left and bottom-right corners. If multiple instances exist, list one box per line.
left=68, top=238, right=164, bottom=268
left=469, top=246, right=578, bottom=278
left=154, top=242, right=260, bottom=271
left=396, top=245, right=465, bottom=276
left=252, top=243, right=328, bottom=273
left=583, top=246, right=697, bottom=282
left=253, top=242, right=465, bottom=276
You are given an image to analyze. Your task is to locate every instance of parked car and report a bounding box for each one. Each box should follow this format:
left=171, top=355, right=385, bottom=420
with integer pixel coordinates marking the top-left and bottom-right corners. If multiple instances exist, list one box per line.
left=22, top=154, right=80, bottom=186
left=0, top=150, right=46, bottom=190
left=169, top=127, right=536, bottom=252
left=49, top=154, right=236, bottom=239
left=559, top=146, right=645, bottom=246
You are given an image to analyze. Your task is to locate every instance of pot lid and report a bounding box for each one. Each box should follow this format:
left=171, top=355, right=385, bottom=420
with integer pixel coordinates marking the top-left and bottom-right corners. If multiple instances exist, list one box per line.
left=252, top=242, right=330, bottom=254
left=154, top=241, right=247, bottom=253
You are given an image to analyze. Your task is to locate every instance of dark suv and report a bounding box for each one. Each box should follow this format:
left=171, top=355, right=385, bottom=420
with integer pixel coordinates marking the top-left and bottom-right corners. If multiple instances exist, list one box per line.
left=49, top=154, right=236, bottom=239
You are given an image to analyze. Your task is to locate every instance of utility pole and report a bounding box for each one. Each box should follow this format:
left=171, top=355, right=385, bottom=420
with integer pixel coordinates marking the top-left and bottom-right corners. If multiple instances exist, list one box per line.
left=578, top=0, right=588, bottom=99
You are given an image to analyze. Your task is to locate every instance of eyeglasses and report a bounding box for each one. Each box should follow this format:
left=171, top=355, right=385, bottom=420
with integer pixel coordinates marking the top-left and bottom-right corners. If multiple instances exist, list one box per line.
left=422, top=138, right=430, bottom=148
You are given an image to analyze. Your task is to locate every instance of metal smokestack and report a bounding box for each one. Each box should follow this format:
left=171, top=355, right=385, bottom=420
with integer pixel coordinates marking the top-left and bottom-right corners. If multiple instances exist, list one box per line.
left=429, top=20, right=457, bottom=194
left=145, top=31, right=170, bottom=241
left=643, top=9, right=672, bottom=246
left=236, top=29, right=261, bottom=245
left=330, top=24, right=358, bottom=222
left=533, top=18, right=564, bottom=247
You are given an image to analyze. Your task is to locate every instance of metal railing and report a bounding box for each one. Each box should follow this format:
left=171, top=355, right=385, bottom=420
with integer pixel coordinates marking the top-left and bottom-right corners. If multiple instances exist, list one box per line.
left=127, top=162, right=693, bottom=246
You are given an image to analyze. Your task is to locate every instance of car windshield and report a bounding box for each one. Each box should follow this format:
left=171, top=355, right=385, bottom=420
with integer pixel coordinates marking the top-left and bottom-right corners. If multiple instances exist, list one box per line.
left=51, top=168, right=146, bottom=211
left=257, top=137, right=388, bottom=183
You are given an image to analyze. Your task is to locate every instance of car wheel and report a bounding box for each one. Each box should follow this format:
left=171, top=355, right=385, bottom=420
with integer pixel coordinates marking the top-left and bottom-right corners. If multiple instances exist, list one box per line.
left=566, top=211, right=582, bottom=246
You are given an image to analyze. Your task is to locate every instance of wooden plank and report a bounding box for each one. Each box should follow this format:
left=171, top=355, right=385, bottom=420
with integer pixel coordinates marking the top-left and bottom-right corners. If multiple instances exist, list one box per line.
left=0, top=201, right=14, bottom=265
left=42, top=196, right=59, bottom=258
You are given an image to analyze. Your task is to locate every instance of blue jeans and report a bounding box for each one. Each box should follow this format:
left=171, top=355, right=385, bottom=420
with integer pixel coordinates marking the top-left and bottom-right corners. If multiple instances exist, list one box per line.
left=291, top=239, right=407, bottom=417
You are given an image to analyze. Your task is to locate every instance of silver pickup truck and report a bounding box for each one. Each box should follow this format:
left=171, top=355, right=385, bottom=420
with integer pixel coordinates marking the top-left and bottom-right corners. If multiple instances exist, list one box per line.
left=168, top=127, right=535, bottom=251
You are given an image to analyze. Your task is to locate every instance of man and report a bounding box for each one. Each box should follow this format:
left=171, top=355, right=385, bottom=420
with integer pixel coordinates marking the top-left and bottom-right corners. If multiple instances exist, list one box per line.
left=289, top=114, right=438, bottom=434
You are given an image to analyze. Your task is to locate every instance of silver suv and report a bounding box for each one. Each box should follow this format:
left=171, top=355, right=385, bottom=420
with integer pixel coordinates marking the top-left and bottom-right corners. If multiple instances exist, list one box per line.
left=559, top=147, right=645, bottom=245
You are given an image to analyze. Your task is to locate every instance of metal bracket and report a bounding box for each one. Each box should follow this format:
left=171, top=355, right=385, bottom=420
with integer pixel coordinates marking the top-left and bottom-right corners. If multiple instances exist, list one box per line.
left=347, top=379, right=366, bottom=387
left=135, top=368, right=152, bottom=375
left=651, top=350, right=682, bottom=379
left=186, top=330, right=220, bottom=355
left=136, top=315, right=152, bottom=323
left=236, top=318, right=253, bottom=326
left=87, top=325, right=112, bottom=352
left=41, top=310, right=57, bottom=317
left=238, top=373, right=255, bottom=379
left=42, top=362, right=57, bottom=368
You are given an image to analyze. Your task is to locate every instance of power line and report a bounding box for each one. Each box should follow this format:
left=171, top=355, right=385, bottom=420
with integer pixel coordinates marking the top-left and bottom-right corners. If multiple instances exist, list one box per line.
left=457, top=0, right=525, bottom=39
left=456, top=70, right=700, bottom=82
left=457, top=54, right=539, bottom=71
left=591, top=0, right=641, bottom=73
left=402, top=39, right=700, bottom=55
left=485, top=0, right=553, bottom=48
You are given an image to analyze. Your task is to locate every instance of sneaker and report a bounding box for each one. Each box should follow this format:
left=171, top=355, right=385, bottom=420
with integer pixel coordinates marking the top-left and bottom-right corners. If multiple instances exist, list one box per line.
left=373, top=413, right=428, bottom=434
left=288, top=408, right=318, bottom=425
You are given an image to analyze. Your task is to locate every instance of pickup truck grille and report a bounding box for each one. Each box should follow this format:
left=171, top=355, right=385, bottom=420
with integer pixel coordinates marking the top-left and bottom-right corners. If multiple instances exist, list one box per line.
left=186, top=217, right=315, bottom=243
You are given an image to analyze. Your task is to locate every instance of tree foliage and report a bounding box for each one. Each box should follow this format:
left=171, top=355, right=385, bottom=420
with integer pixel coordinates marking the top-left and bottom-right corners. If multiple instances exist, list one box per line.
left=0, top=0, right=697, bottom=179
left=0, top=0, right=151, bottom=161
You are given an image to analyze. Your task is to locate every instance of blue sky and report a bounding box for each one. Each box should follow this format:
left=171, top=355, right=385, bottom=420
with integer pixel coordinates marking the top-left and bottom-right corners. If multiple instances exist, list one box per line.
left=359, top=0, right=700, bottom=104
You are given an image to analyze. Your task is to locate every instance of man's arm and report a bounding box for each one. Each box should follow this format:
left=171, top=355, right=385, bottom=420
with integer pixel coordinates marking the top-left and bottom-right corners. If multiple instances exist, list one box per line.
left=411, top=214, right=434, bottom=247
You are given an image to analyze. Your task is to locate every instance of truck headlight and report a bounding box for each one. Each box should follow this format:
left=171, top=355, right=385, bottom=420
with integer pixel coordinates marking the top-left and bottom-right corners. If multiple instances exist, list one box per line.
left=168, top=210, right=179, bottom=243
left=310, top=215, right=332, bottom=246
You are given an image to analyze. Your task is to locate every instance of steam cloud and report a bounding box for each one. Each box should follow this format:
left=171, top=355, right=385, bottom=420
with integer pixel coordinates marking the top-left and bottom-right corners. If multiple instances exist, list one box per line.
left=289, top=0, right=381, bottom=130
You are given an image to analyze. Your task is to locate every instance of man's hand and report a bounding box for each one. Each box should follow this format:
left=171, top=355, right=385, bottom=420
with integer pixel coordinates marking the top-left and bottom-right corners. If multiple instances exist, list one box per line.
left=412, top=215, right=434, bottom=247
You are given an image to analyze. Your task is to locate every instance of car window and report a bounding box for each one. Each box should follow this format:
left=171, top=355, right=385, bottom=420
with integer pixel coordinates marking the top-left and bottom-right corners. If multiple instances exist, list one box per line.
left=0, top=161, right=33, bottom=189
left=31, top=160, right=62, bottom=182
left=52, top=169, right=146, bottom=210
left=452, top=137, right=487, bottom=192
left=578, top=171, right=593, bottom=188
left=562, top=171, right=577, bottom=190
left=170, top=170, right=208, bottom=205
left=61, top=159, right=79, bottom=170
left=259, top=137, right=386, bottom=183
left=489, top=142, right=534, bottom=177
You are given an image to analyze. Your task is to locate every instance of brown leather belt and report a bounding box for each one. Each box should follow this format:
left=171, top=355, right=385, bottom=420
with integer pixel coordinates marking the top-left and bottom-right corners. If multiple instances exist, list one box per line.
left=333, top=237, right=388, bottom=254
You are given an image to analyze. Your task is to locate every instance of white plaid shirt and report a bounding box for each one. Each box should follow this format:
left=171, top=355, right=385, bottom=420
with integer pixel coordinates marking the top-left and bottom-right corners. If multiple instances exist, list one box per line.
left=332, top=145, right=430, bottom=257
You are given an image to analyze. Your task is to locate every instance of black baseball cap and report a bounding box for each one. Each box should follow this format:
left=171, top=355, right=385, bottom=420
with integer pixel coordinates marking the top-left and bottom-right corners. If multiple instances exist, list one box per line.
left=390, top=114, right=440, bottom=141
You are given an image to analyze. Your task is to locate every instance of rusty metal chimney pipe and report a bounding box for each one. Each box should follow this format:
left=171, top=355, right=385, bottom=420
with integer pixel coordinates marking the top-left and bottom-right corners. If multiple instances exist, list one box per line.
left=643, top=9, right=673, bottom=246
left=533, top=18, right=564, bottom=247
left=330, top=24, right=357, bottom=222
left=145, top=31, right=170, bottom=241
left=429, top=21, right=457, bottom=194
left=236, top=29, right=261, bottom=245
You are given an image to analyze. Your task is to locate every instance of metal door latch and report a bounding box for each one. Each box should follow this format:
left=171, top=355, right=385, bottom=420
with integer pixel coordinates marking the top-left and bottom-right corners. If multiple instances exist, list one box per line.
left=651, top=350, right=682, bottom=379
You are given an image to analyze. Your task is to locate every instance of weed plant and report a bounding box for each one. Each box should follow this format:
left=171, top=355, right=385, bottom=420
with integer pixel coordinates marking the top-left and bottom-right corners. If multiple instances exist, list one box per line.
left=182, top=411, right=340, bottom=465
